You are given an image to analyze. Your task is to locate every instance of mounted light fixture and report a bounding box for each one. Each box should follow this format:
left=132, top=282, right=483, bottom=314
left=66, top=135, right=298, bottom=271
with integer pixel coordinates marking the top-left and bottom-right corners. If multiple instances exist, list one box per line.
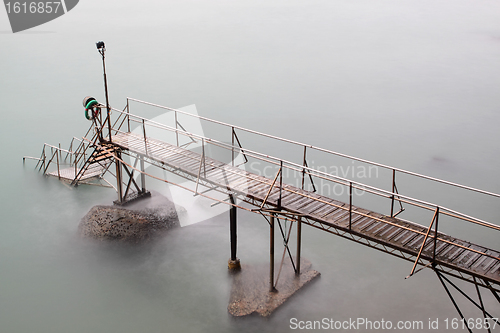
left=96, top=41, right=105, bottom=54
left=96, top=41, right=112, bottom=142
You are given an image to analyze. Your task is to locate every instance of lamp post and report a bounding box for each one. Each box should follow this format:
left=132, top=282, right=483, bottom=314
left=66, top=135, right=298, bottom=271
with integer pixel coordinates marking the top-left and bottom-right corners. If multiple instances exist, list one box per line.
left=96, top=41, right=112, bottom=143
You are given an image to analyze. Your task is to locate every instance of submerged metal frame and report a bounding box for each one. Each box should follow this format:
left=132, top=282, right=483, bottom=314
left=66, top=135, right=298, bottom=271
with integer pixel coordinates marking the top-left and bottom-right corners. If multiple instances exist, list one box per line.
left=435, top=270, right=499, bottom=333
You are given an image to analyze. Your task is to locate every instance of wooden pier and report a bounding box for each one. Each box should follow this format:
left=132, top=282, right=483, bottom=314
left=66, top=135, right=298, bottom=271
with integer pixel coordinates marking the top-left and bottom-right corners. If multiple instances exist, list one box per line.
left=25, top=96, right=500, bottom=322
left=47, top=162, right=109, bottom=181
left=22, top=44, right=499, bottom=322
left=110, top=131, right=500, bottom=288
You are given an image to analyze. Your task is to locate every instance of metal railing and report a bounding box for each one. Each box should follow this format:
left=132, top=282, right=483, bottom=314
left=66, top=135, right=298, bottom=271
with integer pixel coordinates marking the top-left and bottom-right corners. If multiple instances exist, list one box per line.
left=23, top=142, right=72, bottom=179
left=23, top=119, right=105, bottom=181
left=104, top=98, right=500, bottom=274
left=26, top=97, right=500, bottom=275
left=109, top=99, right=500, bottom=240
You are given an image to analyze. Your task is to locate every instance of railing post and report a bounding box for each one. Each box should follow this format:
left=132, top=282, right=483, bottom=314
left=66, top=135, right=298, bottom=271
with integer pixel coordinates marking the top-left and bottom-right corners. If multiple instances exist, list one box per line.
left=175, top=111, right=179, bottom=147
left=406, top=207, right=439, bottom=279
left=126, top=98, right=130, bottom=133
left=349, top=181, right=353, bottom=230
left=42, top=146, right=46, bottom=171
left=56, top=149, right=60, bottom=179
left=231, top=127, right=235, bottom=167
left=202, top=138, right=206, bottom=178
left=433, top=206, right=440, bottom=264
left=278, top=160, right=283, bottom=210
left=301, top=146, right=307, bottom=190
left=195, top=139, right=206, bottom=194
left=142, top=119, right=148, bottom=155
left=67, top=139, right=73, bottom=164
left=390, top=169, right=396, bottom=217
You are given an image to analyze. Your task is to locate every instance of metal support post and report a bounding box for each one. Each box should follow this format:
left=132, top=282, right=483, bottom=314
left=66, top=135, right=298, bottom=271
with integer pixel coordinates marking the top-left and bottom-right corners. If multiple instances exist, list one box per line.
left=115, top=151, right=123, bottom=203
left=56, top=148, right=60, bottom=179
left=432, top=207, right=439, bottom=264
left=175, top=111, right=179, bottom=147
left=97, top=42, right=112, bottom=143
left=270, top=213, right=276, bottom=292
left=390, top=169, right=395, bottom=217
left=278, top=161, right=283, bottom=210
left=483, top=280, right=500, bottom=304
left=406, top=207, right=439, bottom=279
left=142, top=119, right=148, bottom=155
left=140, top=155, right=146, bottom=193
left=228, top=195, right=240, bottom=270
left=349, top=182, right=353, bottom=230
left=296, top=216, right=302, bottom=276
left=474, top=277, right=491, bottom=333
left=435, top=271, right=473, bottom=333
left=202, top=138, right=206, bottom=178
left=231, top=127, right=235, bottom=167
left=301, top=146, right=306, bottom=190
left=126, top=98, right=130, bottom=132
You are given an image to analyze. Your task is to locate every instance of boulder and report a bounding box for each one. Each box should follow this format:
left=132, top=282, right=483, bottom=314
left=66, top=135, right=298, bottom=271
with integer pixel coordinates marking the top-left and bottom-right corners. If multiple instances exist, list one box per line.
left=78, top=191, right=184, bottom=242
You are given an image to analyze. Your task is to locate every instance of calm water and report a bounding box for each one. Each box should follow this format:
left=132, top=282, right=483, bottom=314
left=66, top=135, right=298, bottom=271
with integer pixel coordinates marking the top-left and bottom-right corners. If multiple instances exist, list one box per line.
left=1, top=1, right=500, bottom=332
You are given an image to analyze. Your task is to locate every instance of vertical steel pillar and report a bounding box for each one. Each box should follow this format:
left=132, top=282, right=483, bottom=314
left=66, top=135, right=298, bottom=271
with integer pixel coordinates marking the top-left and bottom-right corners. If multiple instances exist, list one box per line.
left=98, top=44, right=112, bottom=143
left=296, top=216, right=302, bottom=276
left=390, top=169, right=396, bottom=217
left=349, top=182, right=353, bottom=230
left=433, top=207, right=440, bottom=264
left=278, top=161, right=283, bottom=210
left=228, top=195, right=240, bottom=270
left=115, top=151, right=123, bottom=203
left=270, top=213, right=276, bottom=292
left=126, top=98, right=131, bottom=133
left=140, top=155, right=146, bottom=193
left=231, top=127, right=235, bottom=167
left=175, top=111, right=179, bottom=147
left=301, top=146, right=307, bottom=190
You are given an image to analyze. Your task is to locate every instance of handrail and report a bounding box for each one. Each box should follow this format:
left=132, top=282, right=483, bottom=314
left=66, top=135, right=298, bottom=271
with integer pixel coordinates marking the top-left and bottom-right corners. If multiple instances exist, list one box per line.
left=42, top=143, right=72, bottom=154
left=25, top=98, right=500, bottom=263
left=126, top=97, right=500, bottom=199
left=23, top=98, right=500, bottom=286
left=23, top=156, right=43, bottom=162
left=108, top=104, right=500, bottom=232
left=27, top=120, right=98, bottom=179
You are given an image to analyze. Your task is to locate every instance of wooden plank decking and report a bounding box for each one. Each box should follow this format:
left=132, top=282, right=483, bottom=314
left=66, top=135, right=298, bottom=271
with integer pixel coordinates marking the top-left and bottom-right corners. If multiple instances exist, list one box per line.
left=112, top=132, right=500, bottom=285
left=47, top=163, right=108, bottom=181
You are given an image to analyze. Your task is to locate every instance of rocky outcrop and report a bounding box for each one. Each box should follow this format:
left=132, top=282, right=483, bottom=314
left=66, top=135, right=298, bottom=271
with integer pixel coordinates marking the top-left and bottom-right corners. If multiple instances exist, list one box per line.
left=78, top=192, right=184, bottom=243
left=228, top=258, right=320, bottom=317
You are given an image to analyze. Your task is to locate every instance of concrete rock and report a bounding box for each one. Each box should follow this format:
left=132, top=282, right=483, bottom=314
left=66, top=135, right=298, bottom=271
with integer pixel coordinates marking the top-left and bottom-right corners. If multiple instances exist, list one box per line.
left=78, top=192, right=184, bottom=243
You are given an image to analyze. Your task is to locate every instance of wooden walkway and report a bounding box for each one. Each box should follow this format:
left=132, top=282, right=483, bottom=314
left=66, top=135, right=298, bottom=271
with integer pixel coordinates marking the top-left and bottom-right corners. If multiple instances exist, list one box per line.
left=112, top=132, right=500, bottom=286
left=47, top=163, right=108, bottom=181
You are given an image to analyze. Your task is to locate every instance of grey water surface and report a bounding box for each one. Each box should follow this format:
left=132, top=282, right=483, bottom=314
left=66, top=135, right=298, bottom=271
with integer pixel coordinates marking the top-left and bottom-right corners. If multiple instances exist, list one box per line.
left=1, top=1, right=499, bottom=332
